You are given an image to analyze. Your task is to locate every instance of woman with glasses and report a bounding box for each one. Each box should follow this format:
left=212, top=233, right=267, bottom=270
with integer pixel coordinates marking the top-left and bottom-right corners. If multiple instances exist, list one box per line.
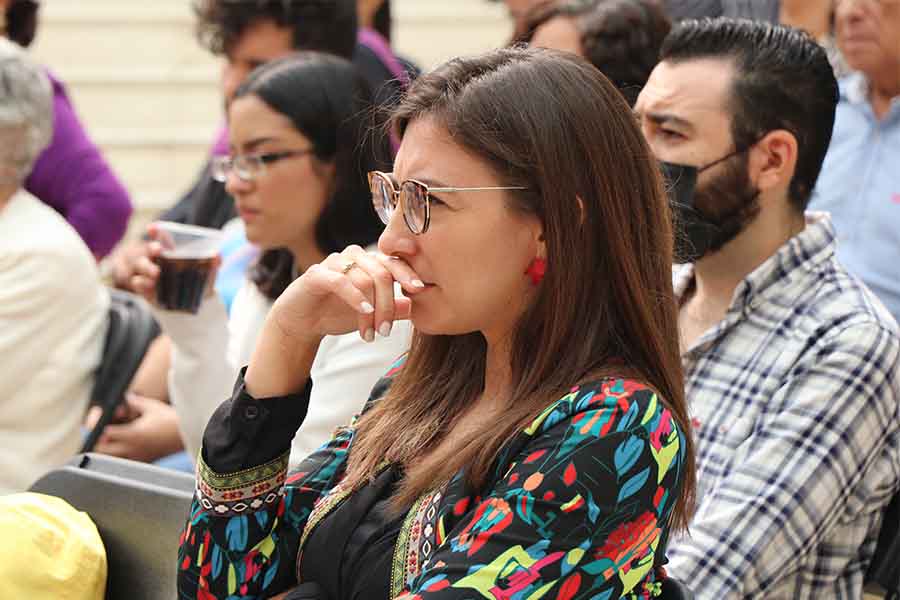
left=129, top=52, right=410, bottom=469
left=178, top=47, right=695, bottom=600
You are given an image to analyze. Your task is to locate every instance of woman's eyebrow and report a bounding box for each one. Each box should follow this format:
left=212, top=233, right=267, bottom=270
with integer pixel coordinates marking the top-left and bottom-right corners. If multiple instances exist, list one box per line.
left=237, top=136, right=278, bottom=153
left=408, top=175, right=452, bottom=188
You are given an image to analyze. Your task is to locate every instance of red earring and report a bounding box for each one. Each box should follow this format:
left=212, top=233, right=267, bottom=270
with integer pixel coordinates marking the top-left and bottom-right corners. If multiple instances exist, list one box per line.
left=525, top=257, right=546, bottom=286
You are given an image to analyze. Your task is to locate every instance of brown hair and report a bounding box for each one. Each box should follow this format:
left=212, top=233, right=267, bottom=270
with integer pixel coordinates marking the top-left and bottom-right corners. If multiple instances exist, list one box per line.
left=343, top=46, right=695, bottom=530
left=520, top=0, right=671, bottom=106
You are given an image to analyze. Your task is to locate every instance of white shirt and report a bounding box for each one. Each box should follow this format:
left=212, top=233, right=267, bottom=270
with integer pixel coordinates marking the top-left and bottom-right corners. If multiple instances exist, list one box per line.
left=0, top=190, right=108, bottom=493
left=155, top=268, right=412, bottom=468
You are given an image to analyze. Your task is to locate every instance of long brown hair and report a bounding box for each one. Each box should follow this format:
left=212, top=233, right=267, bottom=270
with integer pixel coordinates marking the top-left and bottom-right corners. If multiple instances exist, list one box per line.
left=344, top=47, right=695, bottom=530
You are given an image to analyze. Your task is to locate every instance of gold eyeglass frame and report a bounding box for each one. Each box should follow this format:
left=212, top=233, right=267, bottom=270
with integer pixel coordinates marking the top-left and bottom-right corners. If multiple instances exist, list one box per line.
left=368, top=170, right=527, bottom=235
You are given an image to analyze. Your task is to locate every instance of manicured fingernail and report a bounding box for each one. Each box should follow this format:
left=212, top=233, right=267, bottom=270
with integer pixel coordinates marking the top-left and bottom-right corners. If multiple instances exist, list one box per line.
left=364, top=328, right=375, bottom=343
left=379, top=322, right=392, bottom=338
left=411, top=279, right=425, bottom=288
left=361, top=301, right=375, bottom=314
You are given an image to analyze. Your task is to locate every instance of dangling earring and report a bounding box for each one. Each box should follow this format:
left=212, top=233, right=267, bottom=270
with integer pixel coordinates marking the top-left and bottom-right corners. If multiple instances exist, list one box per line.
left=525, top=257, right=546, bottom=286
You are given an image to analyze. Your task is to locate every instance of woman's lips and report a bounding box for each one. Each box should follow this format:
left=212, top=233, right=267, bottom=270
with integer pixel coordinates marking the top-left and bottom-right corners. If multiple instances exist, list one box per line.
left=237, top=206, right=260, bottom=221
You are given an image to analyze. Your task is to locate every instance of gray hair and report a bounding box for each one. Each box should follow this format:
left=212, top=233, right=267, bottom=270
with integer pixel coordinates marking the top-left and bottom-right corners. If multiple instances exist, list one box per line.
left=0, top=37, right=53, bottom=185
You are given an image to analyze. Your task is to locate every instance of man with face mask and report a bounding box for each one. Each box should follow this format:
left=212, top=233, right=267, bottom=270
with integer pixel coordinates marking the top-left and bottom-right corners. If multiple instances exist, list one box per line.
left=636, top=18, right=900, bottom=599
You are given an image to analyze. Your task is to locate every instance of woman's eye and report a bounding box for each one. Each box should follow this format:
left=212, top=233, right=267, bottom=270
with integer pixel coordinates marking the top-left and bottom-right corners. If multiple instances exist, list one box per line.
left=429, top=194, right=447, bottom=207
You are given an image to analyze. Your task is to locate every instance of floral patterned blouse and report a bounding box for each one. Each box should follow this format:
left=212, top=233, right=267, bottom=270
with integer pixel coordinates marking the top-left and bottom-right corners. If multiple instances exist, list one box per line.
left=177, top=359, right=688, bottom=599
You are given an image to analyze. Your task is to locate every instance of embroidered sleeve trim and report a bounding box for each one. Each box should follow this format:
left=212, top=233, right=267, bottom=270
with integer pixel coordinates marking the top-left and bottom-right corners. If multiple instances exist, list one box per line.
left=196, top=451, right=290, bottom=507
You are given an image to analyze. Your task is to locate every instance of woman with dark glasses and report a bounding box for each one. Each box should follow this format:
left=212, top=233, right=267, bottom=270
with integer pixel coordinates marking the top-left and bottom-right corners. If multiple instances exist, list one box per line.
left=178, top=47, right=695, bottom=600
left=128, top=52, right=410, bottom=469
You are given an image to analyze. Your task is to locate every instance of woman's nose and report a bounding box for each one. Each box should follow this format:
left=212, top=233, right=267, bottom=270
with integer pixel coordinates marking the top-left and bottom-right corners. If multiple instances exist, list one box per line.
left=224, top=169, right=252, bottom=197
left=378, top=207, right=417, bottom=258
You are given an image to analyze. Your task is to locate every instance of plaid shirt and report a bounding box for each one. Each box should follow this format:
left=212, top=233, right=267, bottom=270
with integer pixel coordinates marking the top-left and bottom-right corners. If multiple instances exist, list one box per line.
left=668, top=213, right=900, bottom=599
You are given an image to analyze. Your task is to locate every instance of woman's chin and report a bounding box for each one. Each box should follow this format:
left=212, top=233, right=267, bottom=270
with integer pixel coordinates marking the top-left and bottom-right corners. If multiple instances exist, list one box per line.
left=409, top=307, right=474, bottom=337
left=242, top=229, right=274, bottom=251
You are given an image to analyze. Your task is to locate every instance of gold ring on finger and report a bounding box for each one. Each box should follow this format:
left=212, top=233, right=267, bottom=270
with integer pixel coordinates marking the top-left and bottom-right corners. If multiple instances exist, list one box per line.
left=341, top=261, right=358, bottom=275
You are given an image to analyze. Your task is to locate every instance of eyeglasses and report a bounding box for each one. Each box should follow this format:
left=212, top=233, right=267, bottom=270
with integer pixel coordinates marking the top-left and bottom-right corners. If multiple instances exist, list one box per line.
left=211, top=149, right=314, bottom=183
left=368, top=170, right=527, bottom=235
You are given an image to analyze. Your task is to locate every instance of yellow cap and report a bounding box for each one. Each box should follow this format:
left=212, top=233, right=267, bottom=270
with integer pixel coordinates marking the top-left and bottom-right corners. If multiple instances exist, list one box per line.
left=0, top=493, right=107, bottom=600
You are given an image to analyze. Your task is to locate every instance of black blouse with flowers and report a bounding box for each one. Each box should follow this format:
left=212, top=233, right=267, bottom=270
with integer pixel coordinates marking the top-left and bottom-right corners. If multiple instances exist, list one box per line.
left=177, top=358, right=688, bottom=600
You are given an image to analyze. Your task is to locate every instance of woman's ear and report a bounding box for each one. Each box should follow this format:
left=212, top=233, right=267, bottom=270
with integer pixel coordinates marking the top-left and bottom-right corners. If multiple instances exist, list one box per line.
left=312, top=158, right=338, bottom=194
left=537, top=234, right=547, bottom=261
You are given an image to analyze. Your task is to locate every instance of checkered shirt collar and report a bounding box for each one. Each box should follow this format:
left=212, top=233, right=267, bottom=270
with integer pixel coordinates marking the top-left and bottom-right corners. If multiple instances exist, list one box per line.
left=674, top=212, right=837, bottom=314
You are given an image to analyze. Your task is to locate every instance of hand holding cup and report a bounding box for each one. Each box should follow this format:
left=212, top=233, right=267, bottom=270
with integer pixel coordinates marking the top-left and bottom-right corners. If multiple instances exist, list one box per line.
left=131, top=222, right=223, bottom=314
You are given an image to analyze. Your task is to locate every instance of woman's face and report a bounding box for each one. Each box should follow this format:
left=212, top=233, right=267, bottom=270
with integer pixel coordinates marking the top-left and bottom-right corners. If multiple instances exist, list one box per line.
left=377, top=117, right=544, bottom=341
left=530, top=15, right=584, bottom=57
left=225, top=95, right=333, bottom=252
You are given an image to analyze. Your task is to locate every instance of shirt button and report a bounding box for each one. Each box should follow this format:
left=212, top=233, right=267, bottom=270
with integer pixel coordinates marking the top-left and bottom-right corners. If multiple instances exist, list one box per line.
left=243, top=405, right=260, bottom=420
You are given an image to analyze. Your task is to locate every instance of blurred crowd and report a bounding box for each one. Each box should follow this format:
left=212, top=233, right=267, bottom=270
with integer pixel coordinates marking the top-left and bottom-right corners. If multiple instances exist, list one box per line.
left=1, top=0, right=899, bottom=599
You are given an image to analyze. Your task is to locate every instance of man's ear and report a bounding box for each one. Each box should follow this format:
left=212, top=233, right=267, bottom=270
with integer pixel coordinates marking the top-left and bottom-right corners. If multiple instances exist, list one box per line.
left=751, top=129, right=798, bottom=196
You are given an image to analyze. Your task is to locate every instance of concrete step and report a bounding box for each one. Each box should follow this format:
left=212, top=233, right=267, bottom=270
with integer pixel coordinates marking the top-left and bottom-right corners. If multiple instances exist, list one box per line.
left=53, top=72, right=219, bottom=135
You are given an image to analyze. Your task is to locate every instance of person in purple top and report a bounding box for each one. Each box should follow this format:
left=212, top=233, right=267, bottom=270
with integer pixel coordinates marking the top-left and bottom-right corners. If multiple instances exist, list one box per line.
left=355, top=0, right=418, bottom=112
left=2, top=0, right=132, bottom=259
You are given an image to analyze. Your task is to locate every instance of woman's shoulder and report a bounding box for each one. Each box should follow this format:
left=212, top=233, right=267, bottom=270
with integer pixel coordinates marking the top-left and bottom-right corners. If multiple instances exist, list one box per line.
left=524, top=377, right=675, bottom=439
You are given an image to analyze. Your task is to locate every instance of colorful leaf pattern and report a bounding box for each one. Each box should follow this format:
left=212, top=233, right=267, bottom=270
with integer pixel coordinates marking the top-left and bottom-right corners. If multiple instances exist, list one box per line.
left=177, top=374, right=687, bottom=600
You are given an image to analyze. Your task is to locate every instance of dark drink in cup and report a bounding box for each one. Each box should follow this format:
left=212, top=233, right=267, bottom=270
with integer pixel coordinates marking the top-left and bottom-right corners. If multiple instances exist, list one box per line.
left=150, top=222, right=224, bottom=314
left=154, top=254, right=216, bottom=313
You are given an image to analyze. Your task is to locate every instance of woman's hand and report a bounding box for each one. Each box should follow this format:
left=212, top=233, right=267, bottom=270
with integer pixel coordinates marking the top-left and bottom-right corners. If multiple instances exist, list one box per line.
left=270, top=245, right=422, bottom=343
left=245, top=246, right=423, bottom=398
left=128, top=223, right=220, bottom=307
left=119, top=238, right=162, bottom=303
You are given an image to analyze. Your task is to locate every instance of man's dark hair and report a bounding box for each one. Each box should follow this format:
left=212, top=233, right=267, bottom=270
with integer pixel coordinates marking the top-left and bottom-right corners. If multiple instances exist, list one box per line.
left=660, top=18, right=838, bottom=211
left=6, top=0, right=39, bottom=48
left=193, top=0, right=357, bottom=60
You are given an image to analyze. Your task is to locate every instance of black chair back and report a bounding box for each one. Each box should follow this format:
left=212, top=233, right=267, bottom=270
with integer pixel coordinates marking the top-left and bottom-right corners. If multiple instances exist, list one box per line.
left=82, top=290, right=160, bottom=453
left=30, top=454, right=193, bottom=600
left=866, top=493, right=900, bottom=600
left=65, top=452, right=195, bottom=493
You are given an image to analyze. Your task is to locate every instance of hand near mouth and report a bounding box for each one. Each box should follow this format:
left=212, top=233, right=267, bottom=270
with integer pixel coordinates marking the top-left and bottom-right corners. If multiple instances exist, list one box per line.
left=244, top=245, right=424, bottom=398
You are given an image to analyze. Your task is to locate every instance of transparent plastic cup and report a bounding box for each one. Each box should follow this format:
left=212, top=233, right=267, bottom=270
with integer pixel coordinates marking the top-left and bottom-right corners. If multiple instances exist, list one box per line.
left=150, top=221, right=224, bottom=314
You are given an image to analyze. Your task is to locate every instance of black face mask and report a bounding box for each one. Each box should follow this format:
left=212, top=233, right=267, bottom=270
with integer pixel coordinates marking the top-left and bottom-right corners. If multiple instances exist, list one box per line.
left=660, top=146, right=758, bottom=263
left=660, top=161, right=715, bottom=263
